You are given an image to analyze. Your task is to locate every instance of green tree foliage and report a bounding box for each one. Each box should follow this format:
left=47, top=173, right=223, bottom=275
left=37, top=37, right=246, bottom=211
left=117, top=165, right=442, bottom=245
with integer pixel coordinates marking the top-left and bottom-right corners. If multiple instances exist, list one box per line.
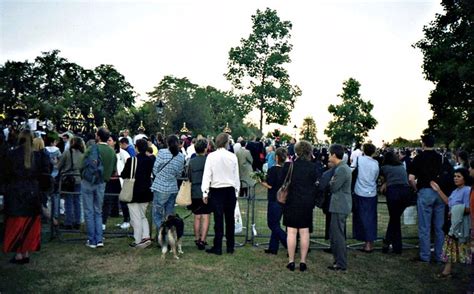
left=324, top=78, right=378, bottom=146
left=414, top=0, right=473, bottom=150
left=266, top=128, right=292, bottom=145
left=299, top=116, right=318, bottom=144
left=147, top=76, right=251, bottom=138
left=388, top=137, right=421, bottom=148
left=225, top=8, right=301, bottom=132
left=0, top=50, right=136, bottom=133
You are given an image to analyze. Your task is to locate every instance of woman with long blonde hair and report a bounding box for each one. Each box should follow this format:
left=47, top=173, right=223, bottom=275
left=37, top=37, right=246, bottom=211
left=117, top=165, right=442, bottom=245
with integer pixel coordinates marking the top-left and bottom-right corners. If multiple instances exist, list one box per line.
left=3, top=129, right=50, bottom=264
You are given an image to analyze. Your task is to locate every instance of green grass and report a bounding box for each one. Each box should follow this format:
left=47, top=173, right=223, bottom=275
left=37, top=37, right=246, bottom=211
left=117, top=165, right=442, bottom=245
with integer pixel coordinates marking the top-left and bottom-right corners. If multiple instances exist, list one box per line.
left=1, top=235, right=471, bottom=293
left=0, top=185, right=471, bottom=292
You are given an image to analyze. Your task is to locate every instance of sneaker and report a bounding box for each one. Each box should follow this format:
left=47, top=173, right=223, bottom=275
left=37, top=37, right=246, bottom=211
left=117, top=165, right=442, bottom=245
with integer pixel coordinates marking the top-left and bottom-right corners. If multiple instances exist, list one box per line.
left=102, top=224, right=106, bottom=230
left=129, top=242, right=137, bottom=248
left=85, top=241, right=97, bottom=249
left=120, top=222, right=130, bottom=229
left=97, top=241, right=104, bottom=248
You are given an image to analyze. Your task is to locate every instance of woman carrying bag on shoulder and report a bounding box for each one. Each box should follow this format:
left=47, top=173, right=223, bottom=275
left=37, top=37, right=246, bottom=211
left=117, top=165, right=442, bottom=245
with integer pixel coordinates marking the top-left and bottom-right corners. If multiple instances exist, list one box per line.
left=121, top=139, right=155, bottom=248
left=281, top=140, right=318, bottom=272
left=58, top=136, right=85, bottom=230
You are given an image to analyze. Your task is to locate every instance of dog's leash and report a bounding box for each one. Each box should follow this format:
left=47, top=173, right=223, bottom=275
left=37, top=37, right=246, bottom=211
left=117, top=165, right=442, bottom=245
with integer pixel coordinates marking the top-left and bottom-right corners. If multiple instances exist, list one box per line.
left=182, top=205, right=205, bottom=220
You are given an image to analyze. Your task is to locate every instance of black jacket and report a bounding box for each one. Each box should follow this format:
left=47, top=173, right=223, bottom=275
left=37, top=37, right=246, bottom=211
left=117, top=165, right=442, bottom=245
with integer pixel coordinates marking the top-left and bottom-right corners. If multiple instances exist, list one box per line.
left=121, top=153, right=155, bottom=203
left=4, top=147, right=50, bottom=216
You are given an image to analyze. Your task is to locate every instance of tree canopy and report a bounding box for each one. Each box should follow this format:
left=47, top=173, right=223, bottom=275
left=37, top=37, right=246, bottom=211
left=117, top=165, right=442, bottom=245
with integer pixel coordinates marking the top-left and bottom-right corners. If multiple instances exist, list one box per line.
left=225, top=8, right=301, bottom=132
left=299, top=116, right=318, bottom=144
left=0, top=50, right=136, bottom=133
left=324, top=78, right=378, bottom=146
left=414, top=0, right=474, bottom=150
left=147, top=76, right=256, bottom=138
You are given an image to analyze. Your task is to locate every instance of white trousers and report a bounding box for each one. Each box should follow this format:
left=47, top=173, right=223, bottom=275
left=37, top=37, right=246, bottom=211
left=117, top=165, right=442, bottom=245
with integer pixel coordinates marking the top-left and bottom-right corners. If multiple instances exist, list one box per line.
left=128, top=202, right=150, bottom=244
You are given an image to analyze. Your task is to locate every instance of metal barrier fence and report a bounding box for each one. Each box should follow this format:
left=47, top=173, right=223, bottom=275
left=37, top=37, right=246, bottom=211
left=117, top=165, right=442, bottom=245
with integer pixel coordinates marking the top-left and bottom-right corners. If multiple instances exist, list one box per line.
left=49, top=180, right=419, bottom=250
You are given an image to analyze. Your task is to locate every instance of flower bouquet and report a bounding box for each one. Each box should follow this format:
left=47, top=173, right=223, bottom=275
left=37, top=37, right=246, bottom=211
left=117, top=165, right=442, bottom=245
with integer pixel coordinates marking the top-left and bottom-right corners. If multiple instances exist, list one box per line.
left=251, top=170, right=266, bottom=182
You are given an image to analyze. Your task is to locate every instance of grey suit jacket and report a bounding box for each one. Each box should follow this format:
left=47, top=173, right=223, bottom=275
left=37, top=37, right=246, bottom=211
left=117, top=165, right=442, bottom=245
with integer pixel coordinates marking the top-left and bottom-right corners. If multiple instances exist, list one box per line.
left=329, top=161, right=352, bottom=215
left=236, top=148, right=255, bottom=188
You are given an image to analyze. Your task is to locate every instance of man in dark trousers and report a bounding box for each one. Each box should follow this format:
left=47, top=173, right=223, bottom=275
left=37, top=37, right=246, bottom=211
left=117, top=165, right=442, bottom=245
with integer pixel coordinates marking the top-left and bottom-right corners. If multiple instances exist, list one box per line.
left=201, top=133, right=240, bottom=255
left=327, top=144, right=352, bottom=271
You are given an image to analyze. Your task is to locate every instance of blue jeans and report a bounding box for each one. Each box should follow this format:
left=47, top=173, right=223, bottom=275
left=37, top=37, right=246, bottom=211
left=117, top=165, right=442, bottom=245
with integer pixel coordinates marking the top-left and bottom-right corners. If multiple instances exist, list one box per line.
left=267, top=201, right=287, bottom=251
left=417, top=188, right=445, bottom=262
left=152, top=191, right=177, bottom=228
left=82, top=180, right=106, bottom=245
left=64, top=184, right=82, bottom=226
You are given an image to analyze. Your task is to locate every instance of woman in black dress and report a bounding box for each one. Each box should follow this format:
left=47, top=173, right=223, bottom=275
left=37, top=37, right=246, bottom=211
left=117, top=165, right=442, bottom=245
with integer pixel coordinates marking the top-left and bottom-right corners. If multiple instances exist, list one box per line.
left=282, top=140, right=318, bottom=272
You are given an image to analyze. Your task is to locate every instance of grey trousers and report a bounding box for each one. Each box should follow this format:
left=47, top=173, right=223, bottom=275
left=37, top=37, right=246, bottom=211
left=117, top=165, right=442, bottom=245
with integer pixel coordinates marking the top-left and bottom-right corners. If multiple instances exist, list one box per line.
left=330, top=212, right=348, bottom=269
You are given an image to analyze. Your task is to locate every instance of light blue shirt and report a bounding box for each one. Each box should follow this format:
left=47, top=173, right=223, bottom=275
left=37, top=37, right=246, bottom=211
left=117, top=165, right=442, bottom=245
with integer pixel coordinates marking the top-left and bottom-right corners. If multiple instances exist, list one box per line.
left=354, top=155, right=379, bottom=197
left=448, top=186, right=470, bottom=209
left=266, top=151, right=276, bottom=169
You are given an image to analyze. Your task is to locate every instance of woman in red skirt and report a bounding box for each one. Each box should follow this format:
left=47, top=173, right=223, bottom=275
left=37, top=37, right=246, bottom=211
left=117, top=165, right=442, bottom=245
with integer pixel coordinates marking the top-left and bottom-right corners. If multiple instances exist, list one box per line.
left=3, top=129, right=50, bottom=264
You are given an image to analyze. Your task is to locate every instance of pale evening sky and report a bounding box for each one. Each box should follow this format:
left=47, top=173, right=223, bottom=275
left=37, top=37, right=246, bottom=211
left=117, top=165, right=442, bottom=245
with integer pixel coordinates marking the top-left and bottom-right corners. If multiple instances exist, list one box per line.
left=0, top=0, right=442, bottom=145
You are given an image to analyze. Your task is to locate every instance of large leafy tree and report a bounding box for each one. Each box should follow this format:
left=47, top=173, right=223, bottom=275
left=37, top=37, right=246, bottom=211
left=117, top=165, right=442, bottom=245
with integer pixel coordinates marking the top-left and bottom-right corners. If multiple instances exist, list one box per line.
left=0, top=60, right=35, bottom=109
left=414, top=0, right=474, bottom=150
left=147, top=76, right=253, bottom=138
left=225, top=8, right=301, bottom=132
left=324, top=78, right=378, bottom=146
left=299, top=116, right=318, bottom=144
left=0, top=50, right=136, bottom=132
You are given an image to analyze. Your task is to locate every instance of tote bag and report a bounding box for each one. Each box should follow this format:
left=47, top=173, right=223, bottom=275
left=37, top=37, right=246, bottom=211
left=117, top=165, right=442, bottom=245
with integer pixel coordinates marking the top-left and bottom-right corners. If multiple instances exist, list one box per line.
left=176, top=180, right=192, bottom=206
left=119, top=157, right=137, bottom=203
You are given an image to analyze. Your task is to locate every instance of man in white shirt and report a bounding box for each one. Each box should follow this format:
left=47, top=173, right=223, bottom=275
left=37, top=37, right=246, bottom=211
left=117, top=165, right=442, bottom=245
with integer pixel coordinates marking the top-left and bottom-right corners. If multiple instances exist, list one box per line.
left=350, top=143, right=363, bottom=168
left=202, top=133, right=240, bottom=255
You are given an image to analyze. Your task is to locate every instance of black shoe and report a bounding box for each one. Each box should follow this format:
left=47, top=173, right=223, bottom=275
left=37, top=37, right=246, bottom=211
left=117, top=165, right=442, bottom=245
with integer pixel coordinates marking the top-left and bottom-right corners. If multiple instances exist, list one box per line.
left=73, top=224, right=81, bottom=230
left=264, top=249, right=277, bottom=255
left=286, top=262, right=295, bottom=271
left=226, top=248, right=234, bottom=254
left=205, top=247, right=222, bottom=255
left=327, top=265, right=346, bottom=272
left=9, top=257, right=29, bottom=265
left=323, top=248, right=332, bottom=254
left=196, top=241, right=206, bottom=251
left=299, top=263, right=307, bottom=272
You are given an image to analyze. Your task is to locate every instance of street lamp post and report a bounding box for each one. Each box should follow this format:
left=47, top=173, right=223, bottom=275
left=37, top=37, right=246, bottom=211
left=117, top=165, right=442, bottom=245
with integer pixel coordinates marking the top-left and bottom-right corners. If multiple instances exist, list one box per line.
left=155, top=100, right=164, bottom=135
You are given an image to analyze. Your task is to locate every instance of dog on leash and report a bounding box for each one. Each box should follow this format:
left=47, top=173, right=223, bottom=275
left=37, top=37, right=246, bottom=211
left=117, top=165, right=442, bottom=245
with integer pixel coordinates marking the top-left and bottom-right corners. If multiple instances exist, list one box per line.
left=158, top=214, right=184, bottom=259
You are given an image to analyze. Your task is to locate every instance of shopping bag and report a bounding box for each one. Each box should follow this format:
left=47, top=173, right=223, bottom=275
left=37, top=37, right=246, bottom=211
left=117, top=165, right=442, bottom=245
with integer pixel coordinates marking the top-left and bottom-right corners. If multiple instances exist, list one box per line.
left=234, top=201, right=243, bottom=234
left=176, top=180, right=192, bottom=206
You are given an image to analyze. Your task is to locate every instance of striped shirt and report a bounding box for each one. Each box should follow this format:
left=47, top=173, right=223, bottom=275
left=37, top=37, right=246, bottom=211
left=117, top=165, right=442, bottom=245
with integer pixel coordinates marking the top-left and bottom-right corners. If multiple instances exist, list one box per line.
left=151, top=149, right=185, bottom=194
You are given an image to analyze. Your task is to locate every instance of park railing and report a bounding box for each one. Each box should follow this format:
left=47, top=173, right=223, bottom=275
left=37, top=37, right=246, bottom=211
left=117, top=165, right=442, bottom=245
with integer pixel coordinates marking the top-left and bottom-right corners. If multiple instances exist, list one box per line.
left=44, top=180, right=420, bottom=250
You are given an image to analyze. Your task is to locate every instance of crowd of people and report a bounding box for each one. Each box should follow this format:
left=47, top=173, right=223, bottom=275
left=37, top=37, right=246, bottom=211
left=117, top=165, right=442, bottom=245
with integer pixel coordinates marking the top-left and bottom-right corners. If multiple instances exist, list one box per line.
left=1, top=124, right=473, bottom=281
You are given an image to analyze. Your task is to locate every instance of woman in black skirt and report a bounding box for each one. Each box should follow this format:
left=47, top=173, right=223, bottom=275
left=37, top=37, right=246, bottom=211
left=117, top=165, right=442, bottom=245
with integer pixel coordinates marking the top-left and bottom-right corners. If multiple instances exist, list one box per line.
left=282, top=140, right=318, bottom=272
left=188, top=138, right=212, bottom=250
